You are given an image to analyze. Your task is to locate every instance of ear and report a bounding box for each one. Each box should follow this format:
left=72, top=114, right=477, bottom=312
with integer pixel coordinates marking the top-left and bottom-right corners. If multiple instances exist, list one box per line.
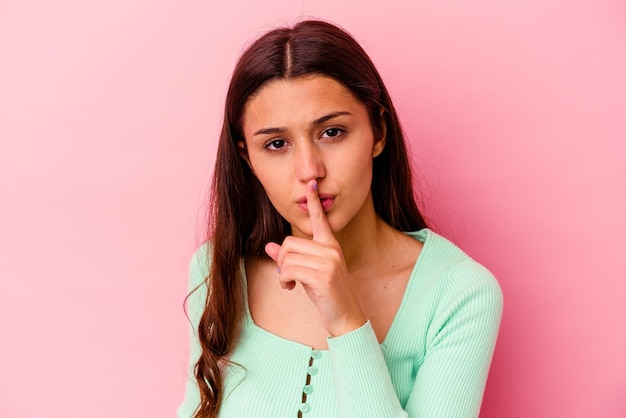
left=372, top=109, right=387, bottom=158
left=237, top=140, right=252, bottom=167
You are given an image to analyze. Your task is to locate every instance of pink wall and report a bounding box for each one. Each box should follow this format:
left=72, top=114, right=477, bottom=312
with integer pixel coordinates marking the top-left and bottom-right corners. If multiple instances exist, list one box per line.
left=1, top=1, right=624, bottom=417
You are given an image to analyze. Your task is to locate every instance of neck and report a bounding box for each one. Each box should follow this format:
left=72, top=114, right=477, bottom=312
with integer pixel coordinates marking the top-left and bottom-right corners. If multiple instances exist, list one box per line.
left=339, top=217, right=393, bottom=272
left=332, top=195, right=397, bottom=274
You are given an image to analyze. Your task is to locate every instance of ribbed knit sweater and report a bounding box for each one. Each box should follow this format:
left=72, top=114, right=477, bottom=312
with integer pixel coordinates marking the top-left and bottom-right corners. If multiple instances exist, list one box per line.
left=178, top=229, right=503, bottom=417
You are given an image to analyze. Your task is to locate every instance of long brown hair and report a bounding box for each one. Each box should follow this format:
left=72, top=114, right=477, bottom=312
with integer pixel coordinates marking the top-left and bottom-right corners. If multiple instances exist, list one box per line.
left=192, top=19, right=428, bottom=417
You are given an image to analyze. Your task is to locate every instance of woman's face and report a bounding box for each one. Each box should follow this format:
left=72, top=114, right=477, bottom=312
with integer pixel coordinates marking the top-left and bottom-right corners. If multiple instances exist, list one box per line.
left=240, top=75, right=385, bottom=239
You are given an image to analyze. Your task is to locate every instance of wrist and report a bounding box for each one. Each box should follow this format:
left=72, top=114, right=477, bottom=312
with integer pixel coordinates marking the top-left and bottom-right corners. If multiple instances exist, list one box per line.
left=328, top=314, right=368, bottom=338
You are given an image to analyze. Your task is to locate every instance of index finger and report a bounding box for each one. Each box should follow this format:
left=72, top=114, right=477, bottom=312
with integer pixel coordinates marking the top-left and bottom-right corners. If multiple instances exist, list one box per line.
left=306, top=179, right=335, bottom=242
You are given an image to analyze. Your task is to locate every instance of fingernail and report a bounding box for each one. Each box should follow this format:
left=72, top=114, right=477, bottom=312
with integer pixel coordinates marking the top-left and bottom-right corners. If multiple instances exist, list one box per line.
left=312, top=181, right=318, bottom=191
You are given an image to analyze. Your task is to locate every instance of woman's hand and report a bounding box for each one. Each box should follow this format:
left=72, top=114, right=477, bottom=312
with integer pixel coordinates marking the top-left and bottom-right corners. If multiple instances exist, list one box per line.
left=264, top=180, right=367, bottom=337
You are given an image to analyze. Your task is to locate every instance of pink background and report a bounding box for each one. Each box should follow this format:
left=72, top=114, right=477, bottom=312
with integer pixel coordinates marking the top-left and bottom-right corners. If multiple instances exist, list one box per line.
left=1, top=0, right=625, bottom=417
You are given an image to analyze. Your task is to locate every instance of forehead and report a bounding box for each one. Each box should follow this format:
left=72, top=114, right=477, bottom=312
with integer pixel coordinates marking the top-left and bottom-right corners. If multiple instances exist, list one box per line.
left=242, top=75, right=365, bottom=132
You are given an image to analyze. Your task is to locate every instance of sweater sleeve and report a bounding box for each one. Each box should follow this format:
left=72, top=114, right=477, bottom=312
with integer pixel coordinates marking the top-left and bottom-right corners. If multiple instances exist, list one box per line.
left=328, top=321, right=407, bottom=417
left=408, top=260, right=502, bottom=417
left=327, top=259, right=503, bottom=418
left=177, top=246, right=210, bottom=418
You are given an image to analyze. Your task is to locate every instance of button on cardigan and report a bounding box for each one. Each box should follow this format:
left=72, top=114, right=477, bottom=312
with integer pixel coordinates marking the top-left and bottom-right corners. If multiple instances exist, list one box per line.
left=178, top=229, right=503, bottom=417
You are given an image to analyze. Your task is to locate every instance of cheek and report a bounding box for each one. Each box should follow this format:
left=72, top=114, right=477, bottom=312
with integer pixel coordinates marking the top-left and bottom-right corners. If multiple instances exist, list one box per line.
left=249, top=162, right=289, bottom=208
left=338, top=145, right=375, bottom=179
left=248, top=155, right=278, bottom=184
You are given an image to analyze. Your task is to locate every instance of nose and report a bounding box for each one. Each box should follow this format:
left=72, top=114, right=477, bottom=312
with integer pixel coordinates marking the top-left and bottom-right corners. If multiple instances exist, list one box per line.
left=295, top=142, right=326, bottom=183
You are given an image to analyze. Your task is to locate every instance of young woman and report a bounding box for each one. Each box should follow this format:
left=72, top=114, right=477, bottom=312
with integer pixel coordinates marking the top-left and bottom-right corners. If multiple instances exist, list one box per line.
left=178, top=20, right=502, bottom=418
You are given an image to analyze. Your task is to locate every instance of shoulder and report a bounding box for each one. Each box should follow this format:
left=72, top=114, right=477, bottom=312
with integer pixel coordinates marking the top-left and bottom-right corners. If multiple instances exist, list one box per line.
left=404, top=230, right=503, bottom=348
left=408, top=229, right=503, bottom=313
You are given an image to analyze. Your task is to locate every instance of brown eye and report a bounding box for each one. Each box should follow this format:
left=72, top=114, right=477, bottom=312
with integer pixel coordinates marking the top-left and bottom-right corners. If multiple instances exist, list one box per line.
left=321, top=128, right=344, bottom=138
left=265, top=139, right=286, bottom=150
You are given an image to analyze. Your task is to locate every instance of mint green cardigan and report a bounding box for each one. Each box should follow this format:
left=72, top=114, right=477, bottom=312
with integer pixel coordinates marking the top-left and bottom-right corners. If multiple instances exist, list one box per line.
left=178, top=229, right=503, bottom=417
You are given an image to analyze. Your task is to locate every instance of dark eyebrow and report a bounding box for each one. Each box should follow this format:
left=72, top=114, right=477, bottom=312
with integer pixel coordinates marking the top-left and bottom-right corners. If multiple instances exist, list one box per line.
left=253, top=111, right=352, bottom=137
left=310, top=111, right=352, bottom=127
left=253, top=127, right=286, bottom=136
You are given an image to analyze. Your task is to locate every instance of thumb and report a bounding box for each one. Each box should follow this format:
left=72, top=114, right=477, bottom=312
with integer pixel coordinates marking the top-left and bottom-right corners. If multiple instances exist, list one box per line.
left=265, top=241, right=295, bottom=290
left=264, top=242, right=281, bottom=263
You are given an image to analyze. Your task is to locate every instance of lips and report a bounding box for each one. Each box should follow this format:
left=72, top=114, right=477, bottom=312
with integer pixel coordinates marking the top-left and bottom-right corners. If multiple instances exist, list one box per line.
left=319, top=196, right=335, bottom=211
left=296, top=193, right=336, bottom=212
